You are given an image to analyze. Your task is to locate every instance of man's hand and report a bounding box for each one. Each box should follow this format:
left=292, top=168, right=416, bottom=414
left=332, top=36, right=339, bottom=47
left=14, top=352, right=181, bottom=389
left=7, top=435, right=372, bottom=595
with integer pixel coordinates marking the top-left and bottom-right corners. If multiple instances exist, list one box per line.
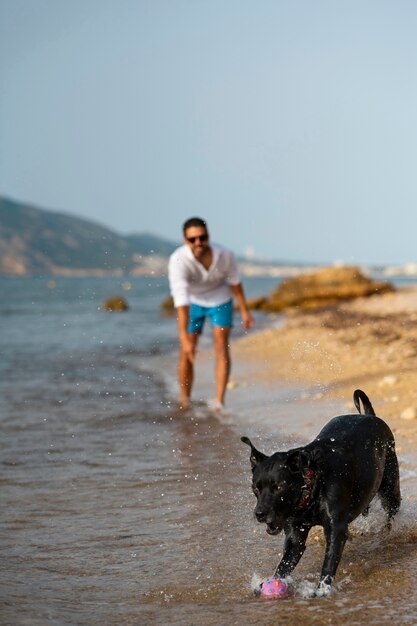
left=177, top=306, right=196, bottom=362
left=230, top=283, right=254, bottom=332
left=241, top=310, right=254, bottom=332
left=181, top=335, right=196, bottom=363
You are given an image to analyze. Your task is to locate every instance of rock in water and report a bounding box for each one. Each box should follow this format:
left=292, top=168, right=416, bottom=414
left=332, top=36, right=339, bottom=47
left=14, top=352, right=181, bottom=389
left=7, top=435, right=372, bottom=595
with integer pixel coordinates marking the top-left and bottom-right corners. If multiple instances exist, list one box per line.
left=101, top=296, right=129, bottom=312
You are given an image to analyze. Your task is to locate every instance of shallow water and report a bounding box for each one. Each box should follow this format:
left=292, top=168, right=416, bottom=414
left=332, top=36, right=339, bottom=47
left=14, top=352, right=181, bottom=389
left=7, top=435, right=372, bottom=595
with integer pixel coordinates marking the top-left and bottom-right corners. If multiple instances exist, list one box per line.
left=1, top=277, right=417, bottom=625
left=3, top=397, right=417, bottom=626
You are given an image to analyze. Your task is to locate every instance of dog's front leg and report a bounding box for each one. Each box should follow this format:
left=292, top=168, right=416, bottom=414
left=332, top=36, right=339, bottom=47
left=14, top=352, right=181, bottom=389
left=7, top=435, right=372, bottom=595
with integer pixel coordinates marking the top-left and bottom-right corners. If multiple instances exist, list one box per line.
left=316, top=521, right=349, bottom=596
left=274, top=523, right=310, bottom=578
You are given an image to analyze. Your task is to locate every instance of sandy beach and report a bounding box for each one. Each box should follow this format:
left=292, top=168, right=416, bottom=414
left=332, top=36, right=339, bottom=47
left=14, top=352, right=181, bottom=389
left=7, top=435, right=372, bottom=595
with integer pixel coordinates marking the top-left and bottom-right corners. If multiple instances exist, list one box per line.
left=234, top=285, right=417, bottom=457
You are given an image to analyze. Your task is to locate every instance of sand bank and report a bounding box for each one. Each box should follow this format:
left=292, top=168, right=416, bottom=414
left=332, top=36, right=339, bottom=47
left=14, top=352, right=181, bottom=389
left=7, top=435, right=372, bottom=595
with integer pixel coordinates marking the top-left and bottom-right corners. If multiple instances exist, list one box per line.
left=233, top=285, right=417, bottom=455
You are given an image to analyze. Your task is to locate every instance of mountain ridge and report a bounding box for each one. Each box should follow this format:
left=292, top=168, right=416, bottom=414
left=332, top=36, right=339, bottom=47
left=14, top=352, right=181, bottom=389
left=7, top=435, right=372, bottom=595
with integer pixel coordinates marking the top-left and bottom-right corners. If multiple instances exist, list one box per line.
left=0, top=196, right=179, bottom=276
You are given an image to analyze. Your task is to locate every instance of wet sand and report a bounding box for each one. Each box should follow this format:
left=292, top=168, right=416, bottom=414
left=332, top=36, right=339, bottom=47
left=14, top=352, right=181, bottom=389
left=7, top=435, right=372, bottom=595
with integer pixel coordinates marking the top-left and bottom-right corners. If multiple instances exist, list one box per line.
left=141, top=295, right=417, bottom=625
left=233, top=285, right=417, bottom=459
left=216, top=285, right=417, bottom=624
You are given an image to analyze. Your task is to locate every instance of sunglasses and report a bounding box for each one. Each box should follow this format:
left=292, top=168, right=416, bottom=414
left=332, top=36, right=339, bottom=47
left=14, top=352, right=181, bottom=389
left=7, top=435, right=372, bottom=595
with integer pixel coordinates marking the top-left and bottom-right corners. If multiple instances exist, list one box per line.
left=186, top=234, right=208, bottom=243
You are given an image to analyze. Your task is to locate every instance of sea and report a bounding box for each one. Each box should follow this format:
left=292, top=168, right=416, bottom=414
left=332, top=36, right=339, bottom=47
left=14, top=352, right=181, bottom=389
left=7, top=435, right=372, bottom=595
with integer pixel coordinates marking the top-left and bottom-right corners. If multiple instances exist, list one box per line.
left=1, top=275, right=417, bottom=626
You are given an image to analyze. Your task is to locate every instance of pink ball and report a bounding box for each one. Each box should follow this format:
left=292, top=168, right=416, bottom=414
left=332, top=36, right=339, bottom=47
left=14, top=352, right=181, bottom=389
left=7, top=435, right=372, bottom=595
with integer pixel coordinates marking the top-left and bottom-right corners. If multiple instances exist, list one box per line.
left=259, top=577, right=289, bottom=599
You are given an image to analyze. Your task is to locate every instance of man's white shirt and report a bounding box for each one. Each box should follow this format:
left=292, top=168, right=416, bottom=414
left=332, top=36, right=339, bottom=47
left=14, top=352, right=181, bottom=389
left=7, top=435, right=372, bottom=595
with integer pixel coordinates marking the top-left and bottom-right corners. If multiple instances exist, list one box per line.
left=168, top=243, right=240, bottom=308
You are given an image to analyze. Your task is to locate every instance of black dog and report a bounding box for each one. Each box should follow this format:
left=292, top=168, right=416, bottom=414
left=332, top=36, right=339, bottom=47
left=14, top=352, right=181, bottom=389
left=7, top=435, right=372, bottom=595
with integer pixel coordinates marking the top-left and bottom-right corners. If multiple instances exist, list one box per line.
left=242, top=390, right=401, bottom=596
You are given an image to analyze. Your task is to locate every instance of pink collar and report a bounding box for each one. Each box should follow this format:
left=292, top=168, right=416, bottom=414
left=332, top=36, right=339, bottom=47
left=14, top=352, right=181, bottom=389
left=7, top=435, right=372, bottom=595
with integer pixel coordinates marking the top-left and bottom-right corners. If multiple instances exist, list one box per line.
left=298, top=468, right=316, bottom=509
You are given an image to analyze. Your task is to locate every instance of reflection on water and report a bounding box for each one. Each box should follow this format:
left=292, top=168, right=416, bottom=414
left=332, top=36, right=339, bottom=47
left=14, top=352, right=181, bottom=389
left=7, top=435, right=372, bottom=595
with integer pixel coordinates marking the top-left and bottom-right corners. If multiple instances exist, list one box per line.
left=2, top=401, right=417, bottom=626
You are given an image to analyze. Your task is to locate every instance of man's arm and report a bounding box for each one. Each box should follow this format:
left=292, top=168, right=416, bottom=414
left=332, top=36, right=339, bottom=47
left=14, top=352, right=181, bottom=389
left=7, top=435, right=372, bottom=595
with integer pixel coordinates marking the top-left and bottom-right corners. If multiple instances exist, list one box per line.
left=168, top=251, right=196, bottom=362
left=230, top=283, right=254, bottom=331
left=176, top=305, right=196, bottom=363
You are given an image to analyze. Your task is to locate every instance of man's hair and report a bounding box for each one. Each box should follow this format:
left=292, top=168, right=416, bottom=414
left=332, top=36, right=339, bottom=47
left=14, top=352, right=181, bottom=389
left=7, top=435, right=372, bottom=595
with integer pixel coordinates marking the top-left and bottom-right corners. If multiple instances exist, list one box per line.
left=183, top=217, right=208, bottom=235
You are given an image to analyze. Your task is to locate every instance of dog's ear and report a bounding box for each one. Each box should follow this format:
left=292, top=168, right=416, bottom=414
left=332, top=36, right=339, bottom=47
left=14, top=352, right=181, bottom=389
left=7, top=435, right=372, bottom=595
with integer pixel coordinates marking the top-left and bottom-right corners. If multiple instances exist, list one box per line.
left=286, top=448, right=323, bottom=473
left=241, top=436, right=267, bottom=469
left=299, top=447, right=324, bottom=471
left=286, top=449, right=301, bottom=473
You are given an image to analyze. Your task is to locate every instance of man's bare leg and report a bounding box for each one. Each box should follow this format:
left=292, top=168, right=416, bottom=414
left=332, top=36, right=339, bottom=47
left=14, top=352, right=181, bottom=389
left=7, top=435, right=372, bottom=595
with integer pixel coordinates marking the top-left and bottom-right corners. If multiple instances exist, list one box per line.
left=213, top=326, right=231, bottom=406
left=178, top=332, right=199, bottom=408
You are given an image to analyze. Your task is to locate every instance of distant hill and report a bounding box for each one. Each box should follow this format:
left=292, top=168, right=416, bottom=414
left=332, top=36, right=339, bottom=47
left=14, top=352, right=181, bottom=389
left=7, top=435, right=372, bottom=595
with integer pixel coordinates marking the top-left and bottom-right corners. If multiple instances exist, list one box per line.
left=0, top=195, right=322, bottom=278
left=0, top=196, right=179, bottom=275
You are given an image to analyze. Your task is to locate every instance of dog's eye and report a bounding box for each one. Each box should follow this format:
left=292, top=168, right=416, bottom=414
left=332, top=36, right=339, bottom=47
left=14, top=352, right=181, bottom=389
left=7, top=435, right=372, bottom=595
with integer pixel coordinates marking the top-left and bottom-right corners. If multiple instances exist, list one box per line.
left=252, top=486, right=260, bottom=497
left=271, top=482, right=285, bottom=492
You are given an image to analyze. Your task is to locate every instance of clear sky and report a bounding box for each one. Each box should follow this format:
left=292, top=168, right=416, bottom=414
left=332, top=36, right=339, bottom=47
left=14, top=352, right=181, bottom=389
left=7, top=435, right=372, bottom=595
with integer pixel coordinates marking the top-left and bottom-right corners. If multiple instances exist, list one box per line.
left=1, top=0, right=417, bottom=264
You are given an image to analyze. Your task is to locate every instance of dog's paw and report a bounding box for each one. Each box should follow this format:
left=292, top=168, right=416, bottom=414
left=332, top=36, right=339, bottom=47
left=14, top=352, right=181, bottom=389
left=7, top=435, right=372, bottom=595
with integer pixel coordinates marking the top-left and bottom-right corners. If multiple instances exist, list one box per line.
left=314, top=581, right=332, bottom=597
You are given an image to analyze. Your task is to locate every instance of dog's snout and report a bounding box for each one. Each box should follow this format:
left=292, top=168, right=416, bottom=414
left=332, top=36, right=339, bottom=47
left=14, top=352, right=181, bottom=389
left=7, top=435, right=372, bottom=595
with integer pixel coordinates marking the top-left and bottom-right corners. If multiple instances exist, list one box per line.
left=255, top=509, right=267, bottom=523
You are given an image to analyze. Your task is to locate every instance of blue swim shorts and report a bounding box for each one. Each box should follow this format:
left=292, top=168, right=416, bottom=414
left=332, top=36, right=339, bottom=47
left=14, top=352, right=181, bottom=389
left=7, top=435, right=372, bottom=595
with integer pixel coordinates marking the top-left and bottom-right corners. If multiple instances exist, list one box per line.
left=188, top=299, right=233, bottom=334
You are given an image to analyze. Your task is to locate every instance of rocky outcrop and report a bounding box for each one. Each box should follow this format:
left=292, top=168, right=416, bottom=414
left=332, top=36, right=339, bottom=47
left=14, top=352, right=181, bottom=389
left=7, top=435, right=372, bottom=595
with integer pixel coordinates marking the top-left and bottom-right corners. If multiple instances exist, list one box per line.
left=248, top=266, right=394, bottom=312
left=101, top=296, right=129, bottom=312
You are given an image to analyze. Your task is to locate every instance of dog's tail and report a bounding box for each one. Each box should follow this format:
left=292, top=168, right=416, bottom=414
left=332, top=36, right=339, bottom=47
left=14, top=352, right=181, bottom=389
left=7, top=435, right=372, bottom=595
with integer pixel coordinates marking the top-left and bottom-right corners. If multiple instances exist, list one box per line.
left=353, top=389, right=376, bottom=416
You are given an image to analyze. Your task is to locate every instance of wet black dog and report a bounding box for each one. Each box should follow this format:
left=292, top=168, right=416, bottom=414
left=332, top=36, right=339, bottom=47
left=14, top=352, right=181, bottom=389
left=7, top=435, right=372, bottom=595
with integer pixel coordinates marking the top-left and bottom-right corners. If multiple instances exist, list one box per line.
left=242, top=390, right=401, bottom=596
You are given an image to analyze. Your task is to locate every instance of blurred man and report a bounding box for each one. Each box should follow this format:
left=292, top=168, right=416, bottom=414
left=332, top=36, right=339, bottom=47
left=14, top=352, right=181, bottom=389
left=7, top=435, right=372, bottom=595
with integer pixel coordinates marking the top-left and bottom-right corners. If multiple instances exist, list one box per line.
left=168, top=217, right=254, bottom=412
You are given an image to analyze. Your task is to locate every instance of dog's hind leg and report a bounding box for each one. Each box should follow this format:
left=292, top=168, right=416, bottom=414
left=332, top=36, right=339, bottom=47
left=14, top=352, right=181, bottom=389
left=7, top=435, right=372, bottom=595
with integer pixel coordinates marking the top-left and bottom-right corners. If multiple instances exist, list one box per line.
left=378, top=442, right=401, bottom=527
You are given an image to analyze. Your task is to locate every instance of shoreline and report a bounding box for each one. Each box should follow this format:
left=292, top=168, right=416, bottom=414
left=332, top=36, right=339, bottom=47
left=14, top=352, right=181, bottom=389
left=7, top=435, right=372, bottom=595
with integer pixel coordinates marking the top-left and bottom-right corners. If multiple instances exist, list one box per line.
left=232, top=285, right=417, bottom=458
